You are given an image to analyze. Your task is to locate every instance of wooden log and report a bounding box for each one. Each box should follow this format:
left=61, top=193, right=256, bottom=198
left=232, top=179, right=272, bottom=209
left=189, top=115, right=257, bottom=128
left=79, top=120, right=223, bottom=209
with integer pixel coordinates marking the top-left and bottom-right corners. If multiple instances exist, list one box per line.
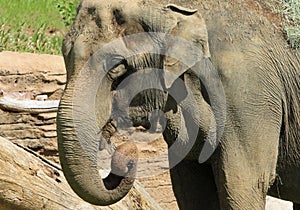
left=0, top=137, right=162, bottom=210
left=0, top=97, right=59, bottom=113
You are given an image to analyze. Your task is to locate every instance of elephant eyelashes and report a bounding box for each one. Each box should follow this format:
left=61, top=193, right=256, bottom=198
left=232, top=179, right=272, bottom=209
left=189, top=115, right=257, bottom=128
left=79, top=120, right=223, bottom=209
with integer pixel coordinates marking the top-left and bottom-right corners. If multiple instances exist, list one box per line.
left=113, top=9, right=126, bottom=25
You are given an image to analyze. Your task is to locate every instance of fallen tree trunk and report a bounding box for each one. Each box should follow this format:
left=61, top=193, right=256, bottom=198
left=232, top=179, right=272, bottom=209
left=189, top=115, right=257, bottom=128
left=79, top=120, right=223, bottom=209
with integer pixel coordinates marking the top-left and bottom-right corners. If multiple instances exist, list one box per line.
left=0, top=137, right=162, bottom=210
left=0, top=97, right=59, bottom=114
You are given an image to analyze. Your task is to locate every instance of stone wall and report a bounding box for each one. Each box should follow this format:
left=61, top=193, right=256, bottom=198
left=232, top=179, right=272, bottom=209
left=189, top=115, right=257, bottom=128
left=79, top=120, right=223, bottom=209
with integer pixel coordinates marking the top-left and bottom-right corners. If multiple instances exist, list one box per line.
left=0, top=52, right=65, bottom=163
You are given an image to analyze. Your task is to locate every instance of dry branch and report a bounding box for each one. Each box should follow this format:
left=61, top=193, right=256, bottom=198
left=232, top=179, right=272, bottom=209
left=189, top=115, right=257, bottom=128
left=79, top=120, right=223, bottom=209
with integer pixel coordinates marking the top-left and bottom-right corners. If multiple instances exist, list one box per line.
left=0, top=97, right=59, bottom=113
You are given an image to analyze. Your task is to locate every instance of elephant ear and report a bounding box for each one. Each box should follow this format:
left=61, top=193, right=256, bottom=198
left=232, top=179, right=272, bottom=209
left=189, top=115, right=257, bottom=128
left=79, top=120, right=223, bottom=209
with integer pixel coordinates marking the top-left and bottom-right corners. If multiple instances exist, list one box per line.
left=164, top=7, right=210, bottom=88
left=163, top=9, right=226, bottom=163
left=166, top=4, right=198, bottom=15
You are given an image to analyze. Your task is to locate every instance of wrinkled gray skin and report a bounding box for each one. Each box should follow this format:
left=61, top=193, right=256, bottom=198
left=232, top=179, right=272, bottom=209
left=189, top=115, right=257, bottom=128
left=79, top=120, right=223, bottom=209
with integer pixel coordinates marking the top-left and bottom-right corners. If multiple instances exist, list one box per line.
left=57, top=0, right=300, bottom=209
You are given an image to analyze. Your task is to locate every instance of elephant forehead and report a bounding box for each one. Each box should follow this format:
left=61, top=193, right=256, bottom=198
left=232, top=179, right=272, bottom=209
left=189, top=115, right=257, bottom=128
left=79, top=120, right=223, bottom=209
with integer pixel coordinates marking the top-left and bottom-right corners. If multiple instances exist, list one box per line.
left=79, top=0, right=140, bottom=17
left=81, top=0, right=132, bottom=8
left=78, top=0, right=178, bottom=31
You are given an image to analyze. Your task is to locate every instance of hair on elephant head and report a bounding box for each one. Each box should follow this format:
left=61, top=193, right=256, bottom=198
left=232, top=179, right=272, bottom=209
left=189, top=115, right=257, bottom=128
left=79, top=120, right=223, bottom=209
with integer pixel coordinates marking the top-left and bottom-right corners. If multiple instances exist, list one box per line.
left=57, top=0, right=225, bottom=206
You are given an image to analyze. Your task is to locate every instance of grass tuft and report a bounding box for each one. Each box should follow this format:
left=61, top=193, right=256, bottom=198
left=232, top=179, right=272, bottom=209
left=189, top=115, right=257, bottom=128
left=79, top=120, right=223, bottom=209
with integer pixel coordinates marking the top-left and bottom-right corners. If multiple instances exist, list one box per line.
left=0, top=21, right=62, bottom=54
left=0, top=0, right=78, bottom=54
left=280, top=0, right=300, bottom=49
left=0, top=0, right=298, bottom=54
left=266, top=0, right=300, bottom=49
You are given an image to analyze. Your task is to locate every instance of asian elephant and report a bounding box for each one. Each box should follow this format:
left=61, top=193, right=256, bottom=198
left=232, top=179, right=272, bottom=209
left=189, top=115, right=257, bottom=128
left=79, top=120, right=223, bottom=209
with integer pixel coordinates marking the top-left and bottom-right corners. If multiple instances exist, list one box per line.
left=57, top=0, right=300, bottom=209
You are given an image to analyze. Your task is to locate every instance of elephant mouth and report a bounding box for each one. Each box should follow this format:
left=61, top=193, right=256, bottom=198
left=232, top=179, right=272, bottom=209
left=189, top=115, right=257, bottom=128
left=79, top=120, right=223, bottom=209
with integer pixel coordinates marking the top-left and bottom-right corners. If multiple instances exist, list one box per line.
left=108, top=56, right=170, bottom=134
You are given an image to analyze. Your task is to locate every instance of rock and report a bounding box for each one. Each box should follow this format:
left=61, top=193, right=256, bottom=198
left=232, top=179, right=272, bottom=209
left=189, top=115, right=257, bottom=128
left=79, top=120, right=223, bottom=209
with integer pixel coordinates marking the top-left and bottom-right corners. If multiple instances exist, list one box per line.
left=266, top=196, right=293, bottom=210
left=0, top=51, right=65, bottom=75
left=37, top=113, right=57, bottom=120
left=0, top=90, right=36, bottom=100
left=38, top=124, right=56, bottom=132
left=43, top=131, right=58, bottom=138
left=35, top=95, right=48, bottom=101
left=0, top=51, right=66, bottom=100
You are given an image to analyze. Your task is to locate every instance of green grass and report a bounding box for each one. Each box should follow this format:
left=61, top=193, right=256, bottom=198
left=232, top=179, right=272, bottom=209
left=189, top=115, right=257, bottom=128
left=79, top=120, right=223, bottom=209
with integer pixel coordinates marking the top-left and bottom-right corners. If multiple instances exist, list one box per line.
left=0, top=0, right=78, bottom=54
left=0, top=0, right=298, bottom=54
left=265, top=0, right=300, bottom=49
left=279, top=0, right=300, bottom=49
left=0, top=0, right=66, bottom=30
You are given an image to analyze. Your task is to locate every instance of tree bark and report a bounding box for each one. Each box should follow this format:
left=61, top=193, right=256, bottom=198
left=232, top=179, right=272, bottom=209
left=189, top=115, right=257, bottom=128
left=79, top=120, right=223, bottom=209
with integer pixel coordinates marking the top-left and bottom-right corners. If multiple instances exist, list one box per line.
left=0, top=136, right=161, bottom=210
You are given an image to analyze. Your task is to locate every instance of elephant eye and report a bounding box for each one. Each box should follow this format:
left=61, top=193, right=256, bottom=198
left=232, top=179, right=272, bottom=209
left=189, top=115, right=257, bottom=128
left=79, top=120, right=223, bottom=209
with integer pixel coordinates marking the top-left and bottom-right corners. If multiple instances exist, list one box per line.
left=113, top=9, right=126, bottom=25
left=88, top=7, right=96, bottom=15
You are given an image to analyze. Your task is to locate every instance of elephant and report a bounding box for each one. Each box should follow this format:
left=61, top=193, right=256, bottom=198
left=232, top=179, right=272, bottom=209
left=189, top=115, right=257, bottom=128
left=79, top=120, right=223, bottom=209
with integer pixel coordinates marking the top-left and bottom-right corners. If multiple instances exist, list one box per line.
left=56, top=0, right=300, bottom=209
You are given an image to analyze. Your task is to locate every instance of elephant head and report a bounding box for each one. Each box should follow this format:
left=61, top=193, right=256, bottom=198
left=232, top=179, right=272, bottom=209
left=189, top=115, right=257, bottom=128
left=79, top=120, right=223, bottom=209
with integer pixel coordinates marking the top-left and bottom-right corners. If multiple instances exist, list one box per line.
left=57, top=0, right=226, bottom=206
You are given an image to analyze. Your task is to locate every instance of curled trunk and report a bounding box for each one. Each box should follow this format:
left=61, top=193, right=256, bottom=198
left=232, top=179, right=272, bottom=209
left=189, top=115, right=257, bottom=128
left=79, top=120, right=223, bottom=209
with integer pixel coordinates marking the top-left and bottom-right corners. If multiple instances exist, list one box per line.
left=57, top=42, right=138, bottom=205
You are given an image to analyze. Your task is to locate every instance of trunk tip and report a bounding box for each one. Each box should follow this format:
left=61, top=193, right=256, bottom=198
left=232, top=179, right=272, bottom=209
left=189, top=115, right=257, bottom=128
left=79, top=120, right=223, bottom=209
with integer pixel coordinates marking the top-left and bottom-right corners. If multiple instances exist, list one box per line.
left=111, top=141, right=138, bottom=177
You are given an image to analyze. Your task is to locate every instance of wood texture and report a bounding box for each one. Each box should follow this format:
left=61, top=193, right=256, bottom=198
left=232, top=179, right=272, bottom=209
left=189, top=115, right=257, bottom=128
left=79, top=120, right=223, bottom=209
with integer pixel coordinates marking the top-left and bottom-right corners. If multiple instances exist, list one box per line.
left=0, top=136, right=161, bottom=210
left=0, top=97, right=59, bottom=113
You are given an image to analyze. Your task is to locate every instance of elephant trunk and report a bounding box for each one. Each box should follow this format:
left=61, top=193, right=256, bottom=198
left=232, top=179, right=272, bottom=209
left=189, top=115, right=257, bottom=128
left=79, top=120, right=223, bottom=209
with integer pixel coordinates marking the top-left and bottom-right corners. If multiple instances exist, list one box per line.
left=57, top=45, right=138, bottom=205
